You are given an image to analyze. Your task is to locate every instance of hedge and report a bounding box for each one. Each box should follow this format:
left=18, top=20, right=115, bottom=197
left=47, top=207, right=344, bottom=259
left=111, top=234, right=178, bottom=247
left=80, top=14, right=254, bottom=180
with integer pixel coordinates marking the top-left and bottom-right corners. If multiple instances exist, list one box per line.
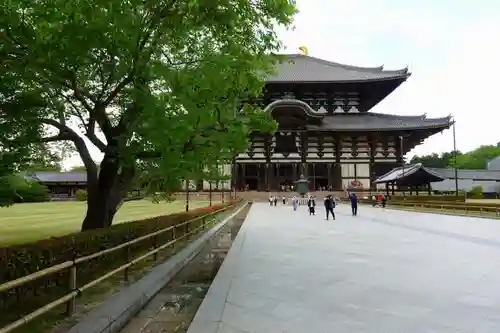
left=390, top=200, right=500, bottom=209
left=0, top=200, right=237, bottom=326
left=389, top=195, right=465, bottom=203
left=390, top=201, right=500, bottom=212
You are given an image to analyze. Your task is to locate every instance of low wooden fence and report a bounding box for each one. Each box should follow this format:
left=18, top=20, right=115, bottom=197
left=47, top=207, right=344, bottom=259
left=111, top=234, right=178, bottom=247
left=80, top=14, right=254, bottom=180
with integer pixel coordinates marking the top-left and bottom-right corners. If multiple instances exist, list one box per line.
left=388, top=201, right=500, bottom=216
left=0, top=202, right=245, bottom=333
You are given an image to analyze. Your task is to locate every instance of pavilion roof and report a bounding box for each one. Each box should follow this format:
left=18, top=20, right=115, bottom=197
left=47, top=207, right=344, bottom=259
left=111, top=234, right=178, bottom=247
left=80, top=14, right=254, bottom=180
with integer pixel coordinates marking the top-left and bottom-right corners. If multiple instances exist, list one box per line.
left=307, top=112, right=452, bottom=131
left=374, top=163, right=446, bottom=185
left=26, top=171, right=87, bottom=183
left=267, top=54, right=410, bottom=83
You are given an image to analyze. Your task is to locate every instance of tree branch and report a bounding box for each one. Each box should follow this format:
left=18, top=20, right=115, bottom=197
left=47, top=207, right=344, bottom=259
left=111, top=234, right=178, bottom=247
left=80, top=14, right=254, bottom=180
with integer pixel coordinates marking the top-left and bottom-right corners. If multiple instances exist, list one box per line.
left=41, top=118, right=98, bottom=181
left=39, top=133, right=72, bottom=142
left=86, top=118, right=107, bottom=152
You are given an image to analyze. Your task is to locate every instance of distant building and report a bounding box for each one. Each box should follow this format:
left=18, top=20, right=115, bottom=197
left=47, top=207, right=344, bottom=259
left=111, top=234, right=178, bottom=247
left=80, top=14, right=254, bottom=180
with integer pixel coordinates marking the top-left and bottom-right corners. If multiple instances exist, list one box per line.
left=429, top=168, right=500, bottom=194
left=374, top=158, right=500, bottom=195
left=25, top=171, right=86, bottom=198
left=427, top=158, right=500, bottom=194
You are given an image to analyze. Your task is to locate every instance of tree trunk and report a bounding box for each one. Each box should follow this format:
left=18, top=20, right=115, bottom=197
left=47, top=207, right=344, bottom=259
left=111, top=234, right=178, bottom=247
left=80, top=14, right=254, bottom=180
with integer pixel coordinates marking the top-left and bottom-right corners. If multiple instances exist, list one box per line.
left=81, top=153, right=135, bottom=231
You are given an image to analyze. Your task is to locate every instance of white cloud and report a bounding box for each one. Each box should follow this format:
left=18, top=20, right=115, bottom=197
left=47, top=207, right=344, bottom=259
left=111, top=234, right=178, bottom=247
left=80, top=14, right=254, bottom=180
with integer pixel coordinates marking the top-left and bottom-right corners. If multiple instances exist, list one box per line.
left=279, top=0, right=500, bottom=157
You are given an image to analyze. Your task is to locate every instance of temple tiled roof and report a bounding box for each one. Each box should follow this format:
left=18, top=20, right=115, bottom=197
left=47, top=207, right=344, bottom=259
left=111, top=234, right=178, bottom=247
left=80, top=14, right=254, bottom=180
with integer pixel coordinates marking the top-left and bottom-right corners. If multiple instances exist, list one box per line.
left=428, top=168, right=500, bottom=181
left=374, top=164, right=446, bottom=184
left=487, top=156, right=500, bottom=171
left=26, top=171, right=87, bottom=183
left=307, top=113, right=452, bottom=131
left=267, top=54, right=410, bottom=83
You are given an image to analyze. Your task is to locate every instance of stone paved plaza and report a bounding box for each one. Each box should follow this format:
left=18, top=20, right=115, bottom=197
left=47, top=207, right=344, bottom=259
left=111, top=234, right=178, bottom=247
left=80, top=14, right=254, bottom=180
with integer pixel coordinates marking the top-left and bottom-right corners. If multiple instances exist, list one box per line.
left=187, top=202, right=500, bottom=333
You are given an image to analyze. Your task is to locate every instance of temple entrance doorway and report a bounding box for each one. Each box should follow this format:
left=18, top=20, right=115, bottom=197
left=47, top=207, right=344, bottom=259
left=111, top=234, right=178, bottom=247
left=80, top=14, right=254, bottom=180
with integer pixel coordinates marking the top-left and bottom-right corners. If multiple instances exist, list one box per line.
left=245, top=178, right=258, bottom=190
left=315, top=178, right=328, bottom=190
left=310, top=163, right=329, bottom=191
left=276, top=163, right=295, bottom=190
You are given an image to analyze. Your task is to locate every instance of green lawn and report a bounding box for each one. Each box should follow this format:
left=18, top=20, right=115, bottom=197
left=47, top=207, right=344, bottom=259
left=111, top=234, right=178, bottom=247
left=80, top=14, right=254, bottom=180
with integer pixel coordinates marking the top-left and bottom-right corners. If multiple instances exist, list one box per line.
left=466, top=199, right=500, bottom=205
left=0, top=199, right=213, bottom=246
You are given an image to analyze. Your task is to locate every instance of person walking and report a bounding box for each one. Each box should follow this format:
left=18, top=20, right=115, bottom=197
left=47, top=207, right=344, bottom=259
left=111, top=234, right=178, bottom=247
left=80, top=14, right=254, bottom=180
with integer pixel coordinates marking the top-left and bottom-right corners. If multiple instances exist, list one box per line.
left=282, top=196, right=286, bottom=205
left=291, top=196, right=298, bottom=211
left=273, top=196, right=278, bottom=207
left=307, top=196, right=316, bottom=215
left=381, top=195, right=387, bottom=208
left=269, top=196, right=273, bottom=206
left=324, top=195, right=335, bottom=220
left=349, top=192, right=358, bottom=216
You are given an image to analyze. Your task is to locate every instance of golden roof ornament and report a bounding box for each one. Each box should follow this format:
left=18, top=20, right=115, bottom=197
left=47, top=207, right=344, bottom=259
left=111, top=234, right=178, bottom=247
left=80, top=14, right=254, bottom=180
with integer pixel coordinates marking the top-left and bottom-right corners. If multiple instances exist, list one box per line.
left=298, top=46, right=308, bottom=56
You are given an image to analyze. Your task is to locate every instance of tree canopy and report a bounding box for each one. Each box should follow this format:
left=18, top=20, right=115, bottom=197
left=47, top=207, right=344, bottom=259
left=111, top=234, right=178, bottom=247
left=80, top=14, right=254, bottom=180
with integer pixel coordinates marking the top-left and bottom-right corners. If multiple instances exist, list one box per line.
left=409, top=151, right=462, bottom=169
left=410, top=144, right=500, bottom=170
left=451, top=145, right=500, bottom=169
left=2, top=0, right=297, bottom=230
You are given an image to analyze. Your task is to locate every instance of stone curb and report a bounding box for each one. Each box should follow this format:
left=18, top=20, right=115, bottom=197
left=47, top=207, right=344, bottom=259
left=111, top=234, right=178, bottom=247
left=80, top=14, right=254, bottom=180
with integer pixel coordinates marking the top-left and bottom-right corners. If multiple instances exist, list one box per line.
left=186, top=204, right=254, bottom=333
left=66, top=204, right=248, bottom=333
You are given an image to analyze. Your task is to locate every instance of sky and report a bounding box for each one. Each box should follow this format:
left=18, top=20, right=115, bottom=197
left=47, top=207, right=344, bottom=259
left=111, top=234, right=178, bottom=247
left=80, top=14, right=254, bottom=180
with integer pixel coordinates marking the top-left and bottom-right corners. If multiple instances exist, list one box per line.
left=63, top=0, right=500, bottom=168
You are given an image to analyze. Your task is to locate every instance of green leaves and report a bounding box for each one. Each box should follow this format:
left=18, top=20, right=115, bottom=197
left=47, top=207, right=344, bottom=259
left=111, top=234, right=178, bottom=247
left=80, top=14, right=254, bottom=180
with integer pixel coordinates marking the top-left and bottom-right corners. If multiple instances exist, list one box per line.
left=450, top=145, right=500, bottom=170
left=2, top=0, right=296, bottom=224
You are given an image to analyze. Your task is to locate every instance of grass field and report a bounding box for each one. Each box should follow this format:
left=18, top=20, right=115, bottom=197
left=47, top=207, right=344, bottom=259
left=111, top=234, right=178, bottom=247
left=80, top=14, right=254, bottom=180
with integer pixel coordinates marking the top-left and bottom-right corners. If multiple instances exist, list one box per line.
left=0, top=199, right=214, bottom=246
left=466, top=199, right=500, bottom=204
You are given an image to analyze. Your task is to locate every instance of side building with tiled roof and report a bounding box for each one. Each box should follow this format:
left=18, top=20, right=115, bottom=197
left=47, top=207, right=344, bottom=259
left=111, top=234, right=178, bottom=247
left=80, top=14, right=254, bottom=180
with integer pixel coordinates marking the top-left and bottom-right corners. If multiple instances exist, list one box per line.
left=25, top=171, right=87, bottom=198
left=428, top=167, right=500, bottom=194
left=231, top=50, right=453, bottom=192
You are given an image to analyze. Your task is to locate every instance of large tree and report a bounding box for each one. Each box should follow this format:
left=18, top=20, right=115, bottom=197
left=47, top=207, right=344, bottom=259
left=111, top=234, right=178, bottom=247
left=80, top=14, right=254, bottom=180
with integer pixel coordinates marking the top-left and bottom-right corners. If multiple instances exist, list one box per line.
left=2, top=0, right=296, bottom=230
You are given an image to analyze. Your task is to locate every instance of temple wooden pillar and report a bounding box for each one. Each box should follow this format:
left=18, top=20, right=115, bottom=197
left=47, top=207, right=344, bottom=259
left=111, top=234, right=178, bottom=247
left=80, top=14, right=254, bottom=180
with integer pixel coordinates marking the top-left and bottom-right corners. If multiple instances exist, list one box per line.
left=334, top=136, right=342, bottom=189
left=267, top=163, right=274, bottom=191
left=264, top=163, right=269, bottom=191
left=264, top=135, right=272, bottom=191
left=312, top=163, right=316, bottom=190
left=257, top=163, right=261, bottom=190
left=327, top=163, right=332, bottom=188
left=369, top=136, right=376, bottom=191
left=300, top=131, right=308, bottom=180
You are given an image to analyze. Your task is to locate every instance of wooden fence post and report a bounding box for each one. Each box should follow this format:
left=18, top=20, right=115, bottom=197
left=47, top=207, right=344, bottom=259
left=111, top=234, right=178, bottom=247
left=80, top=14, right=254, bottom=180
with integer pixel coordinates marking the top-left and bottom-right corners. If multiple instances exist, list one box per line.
left=153, top=234, right=158, bottom=262
left=172, top=227, right=177, bottom=250
left=124, top=247, right=130, bottom=282
left=66, top=264, right=77, bottom=315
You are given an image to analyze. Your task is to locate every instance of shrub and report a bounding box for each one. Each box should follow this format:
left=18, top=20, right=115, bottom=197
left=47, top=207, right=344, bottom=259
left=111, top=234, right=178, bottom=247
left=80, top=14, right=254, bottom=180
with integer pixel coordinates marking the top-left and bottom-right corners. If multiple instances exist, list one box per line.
left=74, top=189, right=88, bottom=201
left=469, top=186, right=483, bottom=199
left=7, top=175, right=49, bottom=203
left=0, top=201, right=238, bottom=324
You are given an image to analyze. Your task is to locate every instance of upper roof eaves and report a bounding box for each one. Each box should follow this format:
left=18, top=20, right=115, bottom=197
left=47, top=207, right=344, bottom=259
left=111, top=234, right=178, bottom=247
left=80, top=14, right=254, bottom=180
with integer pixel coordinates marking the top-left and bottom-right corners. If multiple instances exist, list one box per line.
left=27, top=171, right=87, bottom=183
left=266, top=54, right=411, bottom=83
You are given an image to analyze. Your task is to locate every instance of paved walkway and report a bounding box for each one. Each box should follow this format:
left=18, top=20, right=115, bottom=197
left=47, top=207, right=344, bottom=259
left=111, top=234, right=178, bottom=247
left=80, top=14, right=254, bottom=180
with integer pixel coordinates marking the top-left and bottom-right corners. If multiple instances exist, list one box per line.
left=187, top=203, right=500, bottom=333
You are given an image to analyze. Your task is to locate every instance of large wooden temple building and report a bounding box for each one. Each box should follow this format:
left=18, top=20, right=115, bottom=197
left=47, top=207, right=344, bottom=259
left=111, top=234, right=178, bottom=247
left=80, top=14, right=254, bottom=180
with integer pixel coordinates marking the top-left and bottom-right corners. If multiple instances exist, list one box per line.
left=231, top=50, right=453, bottom=191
